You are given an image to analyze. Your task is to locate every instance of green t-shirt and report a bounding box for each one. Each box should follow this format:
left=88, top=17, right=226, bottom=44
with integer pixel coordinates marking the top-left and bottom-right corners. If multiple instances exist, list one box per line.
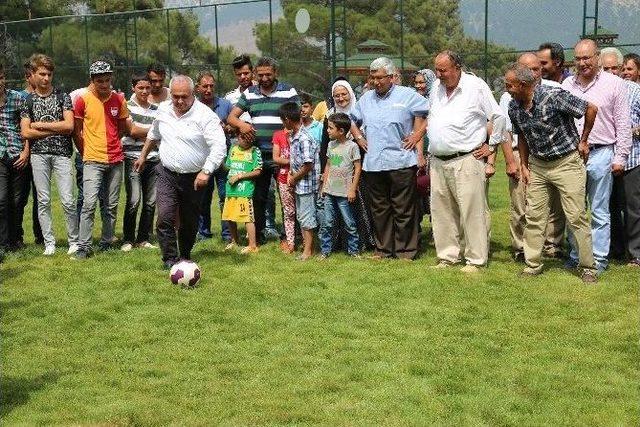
left=225, top=145, right=263, bottom=198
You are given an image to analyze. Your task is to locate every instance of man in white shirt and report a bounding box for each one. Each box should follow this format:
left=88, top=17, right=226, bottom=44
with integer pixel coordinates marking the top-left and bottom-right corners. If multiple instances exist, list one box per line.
left=135, top=75, right=227, bottom=269
left=428, top=50, right=506, bottom=272
left=499, top=52, right=564, bottom=262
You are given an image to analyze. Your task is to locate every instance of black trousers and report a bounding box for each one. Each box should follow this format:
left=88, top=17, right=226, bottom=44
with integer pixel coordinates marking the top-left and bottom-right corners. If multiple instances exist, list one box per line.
left=155, top=165, right=204, bottom=263
left=0, top=157, right=30, bottom=250
left=364, top=167, right=419, bottom=259
left=610, top=166, right=640, bottom=259
left=252, top=152, right=277, bottom=240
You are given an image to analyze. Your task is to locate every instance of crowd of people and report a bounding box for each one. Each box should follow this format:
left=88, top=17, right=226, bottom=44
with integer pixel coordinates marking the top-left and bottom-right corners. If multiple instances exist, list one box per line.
left=1, top=39, right=639, bottom=284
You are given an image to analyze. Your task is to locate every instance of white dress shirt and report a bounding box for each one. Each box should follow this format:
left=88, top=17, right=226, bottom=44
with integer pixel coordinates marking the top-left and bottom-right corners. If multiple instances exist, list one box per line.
left=428, top=72, right=506, bottom=156
left=499, top=78, right=561, bottom=147
left=147, top=99, right=227, bottom=174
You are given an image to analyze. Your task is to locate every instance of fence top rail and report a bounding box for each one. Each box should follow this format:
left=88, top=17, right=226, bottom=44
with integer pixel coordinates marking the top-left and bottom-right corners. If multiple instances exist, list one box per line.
left=0, top=0, right=270, bottom=25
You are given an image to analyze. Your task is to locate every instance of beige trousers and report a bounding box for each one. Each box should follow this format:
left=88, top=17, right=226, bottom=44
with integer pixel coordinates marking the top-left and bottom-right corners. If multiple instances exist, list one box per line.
left=524, top=152, right=595, bottom=270
left=510, top=150, right=567, bottom=255
left=431, top=154, right=489, bottom=266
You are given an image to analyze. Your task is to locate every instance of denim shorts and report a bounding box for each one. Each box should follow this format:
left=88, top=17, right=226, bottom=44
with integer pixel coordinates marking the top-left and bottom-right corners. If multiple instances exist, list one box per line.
left=295, top=192, right=318, bottom=230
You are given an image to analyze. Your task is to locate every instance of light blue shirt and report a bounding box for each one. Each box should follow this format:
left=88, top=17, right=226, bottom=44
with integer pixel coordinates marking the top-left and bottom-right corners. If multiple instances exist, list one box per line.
left=303, top=120, right=323, bottom=144
left=351, top=85, right=429, bottom=172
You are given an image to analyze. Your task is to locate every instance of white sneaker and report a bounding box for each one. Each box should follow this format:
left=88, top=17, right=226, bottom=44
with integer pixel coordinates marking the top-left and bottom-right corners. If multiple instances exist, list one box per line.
left=137, top=241, right=157, bottom=249
left=67, top=244, right=80, bottom=255
left=121, top=243, right=133, bottom=252
left=43, top=245, right=56, bottom=256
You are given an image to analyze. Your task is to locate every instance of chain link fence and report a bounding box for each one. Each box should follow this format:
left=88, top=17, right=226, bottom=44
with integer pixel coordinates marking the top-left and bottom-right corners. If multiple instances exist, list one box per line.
left=2, top=0, right=639, bottom=98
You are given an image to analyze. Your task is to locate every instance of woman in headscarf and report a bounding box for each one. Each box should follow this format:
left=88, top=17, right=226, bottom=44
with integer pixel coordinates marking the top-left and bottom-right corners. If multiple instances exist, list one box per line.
left=413, top=69, right=436, bottom=240
left=413, top=68, right=436, bottom=98
left=319, top=79, right=376, bottom=251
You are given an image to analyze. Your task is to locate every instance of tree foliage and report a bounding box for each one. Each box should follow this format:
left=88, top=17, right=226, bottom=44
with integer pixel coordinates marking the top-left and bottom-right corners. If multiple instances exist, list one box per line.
left=2, top=0, right=240, bottom=94
left=256, top=0, right=516, bottom=95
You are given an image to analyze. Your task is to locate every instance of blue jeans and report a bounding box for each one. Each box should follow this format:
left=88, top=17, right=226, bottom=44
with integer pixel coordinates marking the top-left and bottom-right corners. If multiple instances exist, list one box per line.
left=78, top=161, right=123, bottom=251
left=198, top=165, right=230, bottom=241
left=319, top=195, right=359, bottom=255
left=568, top=145, right=613, bottom=269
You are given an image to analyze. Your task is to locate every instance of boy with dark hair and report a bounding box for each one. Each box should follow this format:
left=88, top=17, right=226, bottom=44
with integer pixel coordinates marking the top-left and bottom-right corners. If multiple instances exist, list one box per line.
left=20, top=54, right=78, bottom=255
left=221, top=134, right=262, bottom=254
left=120, top=72, right=159, bottom=251
left=146, top=62, right=169, bottom=105
left=299, top=92, right=323, bottom=144
left=72, top=61, right=129, bottom=259
left=280, top=102, right=320, bottom=260
left=319, top=112, right=361, bottom=258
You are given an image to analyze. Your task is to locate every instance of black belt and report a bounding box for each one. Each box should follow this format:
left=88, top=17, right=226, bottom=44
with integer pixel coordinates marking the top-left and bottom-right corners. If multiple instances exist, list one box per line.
left=434, top=149, right=474, bottom=161
left=589, top=144, right=611, bottom=150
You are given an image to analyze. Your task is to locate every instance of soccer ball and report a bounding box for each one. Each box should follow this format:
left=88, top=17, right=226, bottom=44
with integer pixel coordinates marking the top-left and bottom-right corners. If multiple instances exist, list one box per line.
left=169, top=260, right=201, bottom=288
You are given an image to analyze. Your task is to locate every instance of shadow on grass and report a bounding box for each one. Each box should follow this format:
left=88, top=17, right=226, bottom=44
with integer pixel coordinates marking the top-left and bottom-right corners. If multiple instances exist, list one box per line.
left=0, top=372, right=60, bottom=418
left=0, top=266, right=25, bottom=283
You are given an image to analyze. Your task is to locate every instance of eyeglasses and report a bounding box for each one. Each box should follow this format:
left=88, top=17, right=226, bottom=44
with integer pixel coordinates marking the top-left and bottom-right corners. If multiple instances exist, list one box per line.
left=575, top=55, right=596, bottom=63
left=370, top=74, right=392, bottom=82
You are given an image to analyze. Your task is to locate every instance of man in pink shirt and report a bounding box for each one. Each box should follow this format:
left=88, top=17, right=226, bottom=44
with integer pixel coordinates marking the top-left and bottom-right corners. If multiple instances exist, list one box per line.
left=562, top=39, right=632, bottom=273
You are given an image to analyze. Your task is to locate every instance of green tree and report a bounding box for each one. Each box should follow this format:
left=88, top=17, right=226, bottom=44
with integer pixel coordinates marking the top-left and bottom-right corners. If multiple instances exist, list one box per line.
left=3, top=0, right=240, bottom=94
left=255, top=0, right=516, bottom=95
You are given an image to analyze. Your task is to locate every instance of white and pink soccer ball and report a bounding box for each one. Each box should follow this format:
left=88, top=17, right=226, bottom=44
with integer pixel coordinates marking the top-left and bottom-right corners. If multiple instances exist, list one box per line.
left=169, top=260, right=201, bottom=288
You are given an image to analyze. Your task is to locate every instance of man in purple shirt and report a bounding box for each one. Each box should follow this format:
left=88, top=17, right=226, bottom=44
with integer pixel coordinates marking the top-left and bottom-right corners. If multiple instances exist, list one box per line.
left=562, top=39, right=632, bottom=273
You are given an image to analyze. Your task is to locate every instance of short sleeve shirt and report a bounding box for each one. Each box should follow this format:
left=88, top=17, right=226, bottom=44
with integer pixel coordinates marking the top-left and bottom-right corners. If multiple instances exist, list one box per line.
left=509, top=85, right=587, bottom=161
left=290, top=127, right=320, bottom=195
left=225, top=144, right=263, bottom=198
left=236, top=81, right=299, bottom=152
left=74, top=90, right=128, bottom=164
left=20, top=88, right=73, bottom=157
left=325, top=139, right=361, bottom=197
left=272, top=130, right=290, bottom=184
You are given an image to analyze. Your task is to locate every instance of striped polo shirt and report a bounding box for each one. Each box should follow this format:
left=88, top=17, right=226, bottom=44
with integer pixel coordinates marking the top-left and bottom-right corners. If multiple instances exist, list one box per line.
left=121, top=96, right=159, bottom=161
left=74, top=90, right=129, bottom=164
left=236, top=81, right=299, bottom=152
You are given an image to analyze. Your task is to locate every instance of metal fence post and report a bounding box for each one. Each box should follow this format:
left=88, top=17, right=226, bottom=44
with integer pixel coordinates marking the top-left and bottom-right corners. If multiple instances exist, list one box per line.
left=166, top=9, right=171, bottom=73
left=330, top=0, right=336, bottom=82
left=84, top=15, right=90, bottom=75
left=269, top=0, right=274, bottom=56
left=343, top=0, right=347, bottom=74
left=483, top=0, right=488, bottom=82
left=215, top=5, right=221, bottom=85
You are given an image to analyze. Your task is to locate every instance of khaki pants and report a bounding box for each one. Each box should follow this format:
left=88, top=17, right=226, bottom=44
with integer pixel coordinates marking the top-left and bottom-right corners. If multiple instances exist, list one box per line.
left=509, top=151, right=527, bottom=254
left=543, top=188, right=566, bottom=255
left=511, top=150, right=566, bottom=255
left=431, top=154, right=489, bottom=266
left=524, top=152, right=595, bottom=271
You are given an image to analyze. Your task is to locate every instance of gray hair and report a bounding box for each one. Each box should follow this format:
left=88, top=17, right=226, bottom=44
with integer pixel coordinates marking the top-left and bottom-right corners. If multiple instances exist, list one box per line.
left=506, top=62, right=536, bottom=85
left=169, top=75, right=195, bottom=92
left=370, top=57, right=397, bottom=75
left=600, top=47, right=623, bottom=66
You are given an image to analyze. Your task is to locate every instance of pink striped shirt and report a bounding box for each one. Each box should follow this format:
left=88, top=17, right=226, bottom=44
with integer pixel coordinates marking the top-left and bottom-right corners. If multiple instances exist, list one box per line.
left=562, top=71, right=632, bottom=166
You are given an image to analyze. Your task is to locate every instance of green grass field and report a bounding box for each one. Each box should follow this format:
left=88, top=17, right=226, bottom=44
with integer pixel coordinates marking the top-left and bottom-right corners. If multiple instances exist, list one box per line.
left=1, top=172, right=638, bottom=425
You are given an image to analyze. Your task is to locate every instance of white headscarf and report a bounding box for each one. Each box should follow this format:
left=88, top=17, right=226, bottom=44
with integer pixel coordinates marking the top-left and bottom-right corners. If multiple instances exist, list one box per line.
left=330, top=80, right=356, bottom=115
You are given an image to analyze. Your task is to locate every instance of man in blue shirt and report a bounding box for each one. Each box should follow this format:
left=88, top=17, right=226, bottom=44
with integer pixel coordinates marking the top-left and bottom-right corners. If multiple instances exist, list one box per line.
left=195, top=71, right=233, bottom=243
left=350, top=57, right=429, bottom=260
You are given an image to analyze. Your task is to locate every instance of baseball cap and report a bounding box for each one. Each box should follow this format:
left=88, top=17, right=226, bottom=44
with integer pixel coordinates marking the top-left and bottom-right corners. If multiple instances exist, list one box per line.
left=89, top=61, right=113, bottom=76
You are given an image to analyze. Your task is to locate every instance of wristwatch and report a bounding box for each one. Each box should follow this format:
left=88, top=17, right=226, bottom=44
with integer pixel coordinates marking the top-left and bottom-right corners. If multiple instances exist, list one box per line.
left=488, top=144, right=496, bottom=153
left=201, top=166, right=213, bottom=175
